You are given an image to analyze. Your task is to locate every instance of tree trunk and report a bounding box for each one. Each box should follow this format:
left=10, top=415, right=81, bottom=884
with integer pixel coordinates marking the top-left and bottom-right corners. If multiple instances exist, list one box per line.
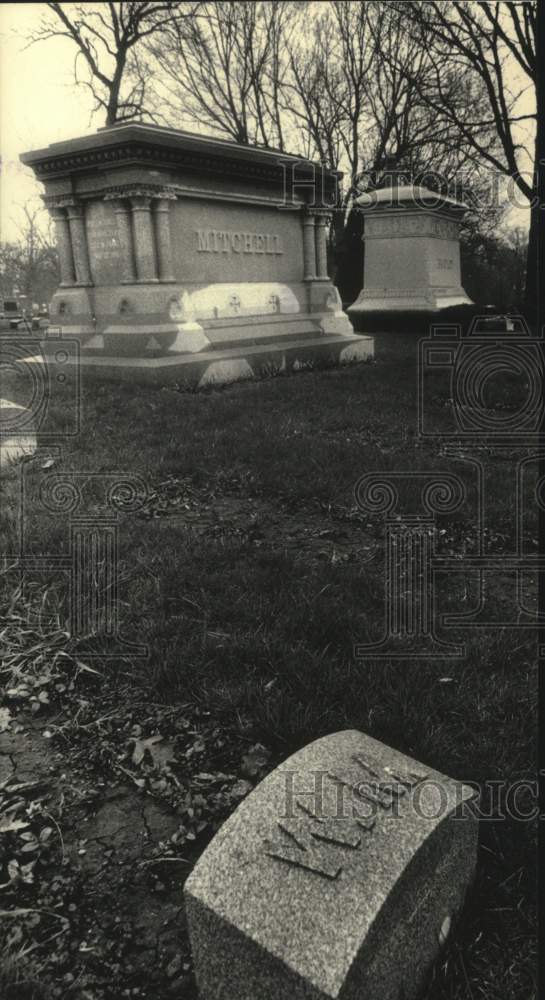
left=333, top=204, right=364, bottom=309
left=524, top=33, right=542, bottom=326
left=106, top=54, right=126, bottom=125
left=524, top=201, right=538, bottom=323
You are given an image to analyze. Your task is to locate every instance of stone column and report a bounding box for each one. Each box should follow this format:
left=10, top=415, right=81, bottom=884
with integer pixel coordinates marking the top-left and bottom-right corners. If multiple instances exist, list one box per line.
left=109, top=198, right=136, bottom=283
left=315, top=214, right=329, bottom=279
left=302, top=213, right=317, bottom=281
left=153, top=194, right=176, bottom=283
left=49, top=207, right=76, bottom=287
left=130, top=195, right=158, bottom=282
left=66, top=204, right=92, bottom=286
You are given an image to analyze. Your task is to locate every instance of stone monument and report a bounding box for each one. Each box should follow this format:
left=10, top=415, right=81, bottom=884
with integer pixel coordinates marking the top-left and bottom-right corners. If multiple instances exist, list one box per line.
left=184, top=729, right=478, bottom=1000
left=348, top=185, right=473, bottom=324
left=21, top=125, right=373, bottom=386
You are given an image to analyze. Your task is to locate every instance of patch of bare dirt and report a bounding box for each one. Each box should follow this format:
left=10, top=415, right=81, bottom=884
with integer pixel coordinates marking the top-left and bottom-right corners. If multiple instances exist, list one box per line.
left=138, top=476, right=381, bottom=565
left=0, top=691, right=272, bottom=999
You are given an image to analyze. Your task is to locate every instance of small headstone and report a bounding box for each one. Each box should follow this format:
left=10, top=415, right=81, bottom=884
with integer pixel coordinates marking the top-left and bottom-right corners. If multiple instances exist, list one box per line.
left=184, top=729, right=478, bottom=1000
left=0, top=398, right=37, bottom=468
left=348, top=184, right=473, bottom=320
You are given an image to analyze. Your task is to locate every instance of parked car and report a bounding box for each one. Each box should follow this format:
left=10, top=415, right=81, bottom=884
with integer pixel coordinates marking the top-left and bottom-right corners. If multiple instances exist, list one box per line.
left=1, top=298, right=23, bottom=329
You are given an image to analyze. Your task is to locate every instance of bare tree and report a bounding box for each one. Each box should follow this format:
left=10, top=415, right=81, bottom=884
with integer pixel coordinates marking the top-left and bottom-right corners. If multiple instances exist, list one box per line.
left=27, top=2, right=198, bottom=125
left=149, top=1, right=296, bottom=147
left=392, top=0, right=537, bottom=311
left=286, top=3, right=492, bottom=186
left=284, top=2, right=498, bottom=300
left=284, top=4, right=371, bottom=173
left=0, top=206, right=58, bottom=305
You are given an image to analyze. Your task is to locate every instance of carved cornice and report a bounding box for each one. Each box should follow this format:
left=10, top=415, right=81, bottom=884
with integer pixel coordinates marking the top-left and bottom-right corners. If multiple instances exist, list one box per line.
left=104, top=185, right=178, bottom=201
left=29, top=141, right=338, bottom=196
left=42, top=195, right=77, bottom=209
left=44, top=183, right=310, bottom=213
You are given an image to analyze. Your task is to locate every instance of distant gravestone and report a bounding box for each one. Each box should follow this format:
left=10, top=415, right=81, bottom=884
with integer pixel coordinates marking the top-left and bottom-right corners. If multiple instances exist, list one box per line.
left=184, top=729, right=478, bottom=1000
left=348, top=185, right=473, bottom=322
left=0, top=398, right=37, bottom=468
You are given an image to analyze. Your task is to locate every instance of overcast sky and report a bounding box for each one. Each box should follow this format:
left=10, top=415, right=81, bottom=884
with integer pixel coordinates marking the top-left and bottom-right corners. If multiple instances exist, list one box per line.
left=0, top=2, right=533, bottom=244
left=1, top=3, right=98, bottom=241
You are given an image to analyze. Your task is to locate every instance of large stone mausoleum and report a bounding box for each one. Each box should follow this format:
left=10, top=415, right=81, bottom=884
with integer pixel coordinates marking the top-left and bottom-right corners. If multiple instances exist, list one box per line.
left=21, top=125, right=373, bottom=385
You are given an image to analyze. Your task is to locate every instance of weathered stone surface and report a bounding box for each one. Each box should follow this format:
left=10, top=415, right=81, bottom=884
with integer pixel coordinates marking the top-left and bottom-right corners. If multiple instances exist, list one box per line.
left=0, top=397, right=37, bottom=468
left=184, top=729, right=478, bottom=1000
left=349, top=185, right=473, bottom=318
left=21, top=125, right=372, bottom=385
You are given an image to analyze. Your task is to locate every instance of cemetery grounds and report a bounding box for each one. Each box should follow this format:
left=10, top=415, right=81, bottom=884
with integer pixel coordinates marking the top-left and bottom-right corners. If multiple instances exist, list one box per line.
left=0, top=332, right=537, bottom=999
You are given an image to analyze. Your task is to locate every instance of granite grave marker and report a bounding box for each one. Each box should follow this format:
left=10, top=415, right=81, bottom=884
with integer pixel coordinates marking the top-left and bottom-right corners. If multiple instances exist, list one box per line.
left=184, top=729, right=478, bottom=1000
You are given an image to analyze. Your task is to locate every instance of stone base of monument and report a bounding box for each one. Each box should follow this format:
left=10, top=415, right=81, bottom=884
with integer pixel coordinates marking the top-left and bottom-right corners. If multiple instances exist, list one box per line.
left=34, top=299, right=373, bottom=387
left=349, top=288, right=473, bottom=317
left=185, top=729, right=478, bottom=1000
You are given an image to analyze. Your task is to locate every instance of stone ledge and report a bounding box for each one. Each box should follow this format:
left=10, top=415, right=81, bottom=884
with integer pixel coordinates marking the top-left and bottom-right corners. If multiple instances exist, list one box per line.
left=26, top=334, right=374, bottom=386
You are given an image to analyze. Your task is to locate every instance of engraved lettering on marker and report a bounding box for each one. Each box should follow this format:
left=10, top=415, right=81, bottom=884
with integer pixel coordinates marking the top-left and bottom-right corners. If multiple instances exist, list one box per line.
left=352, top=753, right=427, bottom=789
left=88, top=223, right=120, bottom=262
left=265, top=844, right=342, bottom=879
left=196, top=229, right=284, bottom=255
left=329, top=765, right=393, bottom=809
left=329, top=754, right=426, bottom=810
left=265, top=775, right=377, bottom=878
left=297, top=802, right=362, bottom=848
left=197, top=230, right=211, bottom=252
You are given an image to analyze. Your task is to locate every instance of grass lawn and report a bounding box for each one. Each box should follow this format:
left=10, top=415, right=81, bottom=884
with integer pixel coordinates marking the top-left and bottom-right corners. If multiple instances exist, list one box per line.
left=1, top=331, right=538, bottom=999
